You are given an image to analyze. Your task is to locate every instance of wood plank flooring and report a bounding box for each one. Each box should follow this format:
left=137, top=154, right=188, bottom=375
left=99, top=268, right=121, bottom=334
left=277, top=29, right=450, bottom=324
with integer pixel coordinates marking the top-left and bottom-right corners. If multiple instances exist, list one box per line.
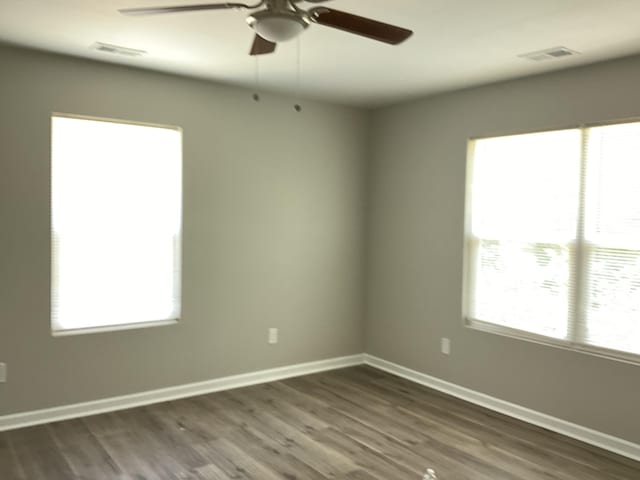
left=2, top=366, right=639, bottom=480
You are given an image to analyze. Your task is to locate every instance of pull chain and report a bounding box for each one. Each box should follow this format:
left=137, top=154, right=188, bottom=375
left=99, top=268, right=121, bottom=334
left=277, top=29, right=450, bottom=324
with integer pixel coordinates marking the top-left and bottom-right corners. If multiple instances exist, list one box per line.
left=294, top=36, right=302, bottom=112
left=253, top=55, right=260, bottom=102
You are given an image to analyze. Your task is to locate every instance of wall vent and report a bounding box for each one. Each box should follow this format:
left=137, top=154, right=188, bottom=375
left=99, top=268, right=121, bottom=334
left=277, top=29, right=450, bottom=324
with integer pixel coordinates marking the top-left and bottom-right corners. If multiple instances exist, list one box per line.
left=518, top=46, right=580, bottom=62
left=92, top=42, right=147, bottom=57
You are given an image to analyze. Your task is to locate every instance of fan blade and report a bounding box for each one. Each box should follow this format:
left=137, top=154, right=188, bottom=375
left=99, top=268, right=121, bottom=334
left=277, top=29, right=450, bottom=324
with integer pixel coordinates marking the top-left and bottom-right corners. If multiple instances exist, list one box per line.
left=308, top=8, right=413, bottom=45
left=250, top=34, right=276, bottom=55
left=119, top=2, right=254, bottom=16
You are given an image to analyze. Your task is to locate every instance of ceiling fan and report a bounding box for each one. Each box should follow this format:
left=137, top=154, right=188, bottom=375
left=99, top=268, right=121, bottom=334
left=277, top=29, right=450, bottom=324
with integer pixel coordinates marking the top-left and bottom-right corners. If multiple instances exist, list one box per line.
left=119, top=0, right=413, bottom=56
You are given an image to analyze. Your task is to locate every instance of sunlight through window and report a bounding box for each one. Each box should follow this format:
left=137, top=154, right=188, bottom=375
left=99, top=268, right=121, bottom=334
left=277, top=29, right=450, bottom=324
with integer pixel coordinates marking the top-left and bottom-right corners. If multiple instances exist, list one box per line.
left=51, top=115, right=182, bottom=334
left=466, top=122, right=640, bottom=362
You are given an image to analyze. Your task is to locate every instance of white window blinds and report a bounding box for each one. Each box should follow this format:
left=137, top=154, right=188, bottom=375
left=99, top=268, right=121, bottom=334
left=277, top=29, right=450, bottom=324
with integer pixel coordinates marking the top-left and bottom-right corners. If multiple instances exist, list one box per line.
left=582, top=124, right=640, bottom=356
left=466, top=122, right=640, bottom=362
left=51, top=115, right=182, bottom=334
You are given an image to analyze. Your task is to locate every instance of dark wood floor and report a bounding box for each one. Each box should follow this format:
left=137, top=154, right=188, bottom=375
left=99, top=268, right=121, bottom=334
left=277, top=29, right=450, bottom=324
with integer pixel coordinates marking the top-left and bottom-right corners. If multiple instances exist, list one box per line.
left=2, top=366, right=639, bottom=480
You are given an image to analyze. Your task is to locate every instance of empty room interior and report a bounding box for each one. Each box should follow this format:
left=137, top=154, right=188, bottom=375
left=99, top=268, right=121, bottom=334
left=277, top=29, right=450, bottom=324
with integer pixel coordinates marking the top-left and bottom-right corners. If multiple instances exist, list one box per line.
left=2, top=1, right=640, bottom=479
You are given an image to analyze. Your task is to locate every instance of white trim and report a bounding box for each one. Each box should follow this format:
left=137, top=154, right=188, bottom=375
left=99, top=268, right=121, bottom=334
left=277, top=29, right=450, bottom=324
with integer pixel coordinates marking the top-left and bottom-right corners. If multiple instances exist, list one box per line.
left=364, top=354, right=640, bottom=462
left=3, top=352, right=638, bottom=464
left=0, top=354, right=364, bottom=432
left=51, top=318, right=178, bottom=337
left=466, top=318, right=640, bottom=366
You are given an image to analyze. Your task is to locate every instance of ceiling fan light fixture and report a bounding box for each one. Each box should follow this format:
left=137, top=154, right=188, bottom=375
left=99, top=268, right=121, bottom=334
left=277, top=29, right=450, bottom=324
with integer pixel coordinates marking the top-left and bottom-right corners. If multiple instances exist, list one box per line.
left=247, top=11, right=309, bottom=43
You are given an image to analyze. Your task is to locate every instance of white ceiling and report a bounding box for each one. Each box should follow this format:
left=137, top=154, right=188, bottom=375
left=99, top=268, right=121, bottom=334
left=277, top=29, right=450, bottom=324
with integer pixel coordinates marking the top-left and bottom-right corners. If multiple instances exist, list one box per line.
left=2, top=0, right=640, bottom=107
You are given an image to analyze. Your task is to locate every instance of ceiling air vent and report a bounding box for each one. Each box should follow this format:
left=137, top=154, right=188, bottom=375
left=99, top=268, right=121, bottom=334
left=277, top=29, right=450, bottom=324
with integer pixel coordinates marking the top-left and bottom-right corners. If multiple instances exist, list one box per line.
left=92, top=42, right=147, bottom=57
left=518, top=46, right=580, bottom=62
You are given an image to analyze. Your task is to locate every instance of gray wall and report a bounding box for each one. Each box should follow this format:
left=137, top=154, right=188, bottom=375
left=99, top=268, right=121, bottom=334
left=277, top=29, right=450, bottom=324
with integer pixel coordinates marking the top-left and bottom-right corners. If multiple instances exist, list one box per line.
left=0, top=45, right=368, bottom=415
left=2, top=41, right=639, bottom=446
left=366, top=56, right=640, bottom=444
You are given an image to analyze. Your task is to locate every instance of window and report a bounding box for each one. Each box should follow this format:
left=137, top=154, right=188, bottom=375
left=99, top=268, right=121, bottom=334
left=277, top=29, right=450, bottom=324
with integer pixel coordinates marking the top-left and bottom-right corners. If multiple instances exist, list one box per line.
left=465, top=121, right=640, bottom=363
left=51, top=114, right=182, bottom=335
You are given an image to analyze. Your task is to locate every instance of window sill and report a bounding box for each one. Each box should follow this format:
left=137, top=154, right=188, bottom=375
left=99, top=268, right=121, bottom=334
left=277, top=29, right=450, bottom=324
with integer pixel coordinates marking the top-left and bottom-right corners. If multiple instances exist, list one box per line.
left=52, top=318, right=178, bottom=337
left=465, top=318, right=640, bottom=366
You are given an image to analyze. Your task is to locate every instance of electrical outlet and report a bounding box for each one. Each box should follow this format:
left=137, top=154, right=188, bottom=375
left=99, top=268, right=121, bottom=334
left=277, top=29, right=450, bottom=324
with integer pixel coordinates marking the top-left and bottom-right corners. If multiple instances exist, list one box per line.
left=441, top=338, right=451, bottom=355
left=0, top=363, right=6, bottom=383
left=268, top=328, right=278, bottom=344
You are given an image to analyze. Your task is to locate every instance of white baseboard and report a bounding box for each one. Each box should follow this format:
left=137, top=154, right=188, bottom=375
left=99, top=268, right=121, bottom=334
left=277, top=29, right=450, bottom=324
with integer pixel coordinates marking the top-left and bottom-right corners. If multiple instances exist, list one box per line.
left=364, top=354, right=640, bottom=463
left=0, top=354, right=364, bottom=432
left=3, top=351, right=638, bottom=464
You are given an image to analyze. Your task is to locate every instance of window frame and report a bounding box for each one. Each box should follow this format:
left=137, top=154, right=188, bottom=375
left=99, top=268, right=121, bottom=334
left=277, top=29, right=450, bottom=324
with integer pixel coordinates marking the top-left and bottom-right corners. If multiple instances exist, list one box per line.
left=462, top=118, right=640, bottom=366
left=50, top=112, right=183, bottom=337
